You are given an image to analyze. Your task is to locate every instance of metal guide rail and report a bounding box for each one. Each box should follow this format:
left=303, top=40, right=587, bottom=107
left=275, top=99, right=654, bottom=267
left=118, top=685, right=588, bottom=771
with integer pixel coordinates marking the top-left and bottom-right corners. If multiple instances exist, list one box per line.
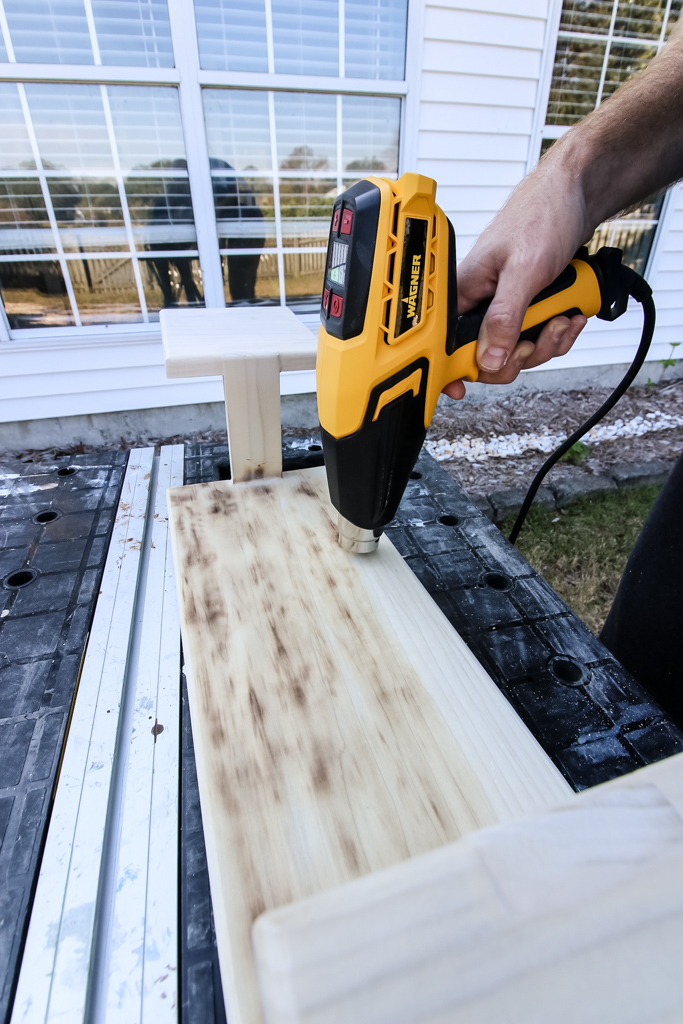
left=1, top=438, right=681, bottom=1024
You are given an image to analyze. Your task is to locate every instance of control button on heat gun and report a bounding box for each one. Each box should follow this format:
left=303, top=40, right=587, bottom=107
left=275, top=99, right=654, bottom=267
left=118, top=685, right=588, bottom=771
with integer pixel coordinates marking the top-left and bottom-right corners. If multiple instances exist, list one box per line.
left=332, top=208, right=341, bottom=232
left=330, top=293, right=344, bottom=317
left=322, top=287, right=330, bottom=314
left=340, top=209, right=353, bottom=234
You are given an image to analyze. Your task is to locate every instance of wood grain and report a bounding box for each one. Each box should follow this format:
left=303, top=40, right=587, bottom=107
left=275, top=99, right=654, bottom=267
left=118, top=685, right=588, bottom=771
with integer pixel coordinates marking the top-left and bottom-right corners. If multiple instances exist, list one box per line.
left=168, top=467, right=571, bottom=1024
left=254, top=753, right=683, bottom=1024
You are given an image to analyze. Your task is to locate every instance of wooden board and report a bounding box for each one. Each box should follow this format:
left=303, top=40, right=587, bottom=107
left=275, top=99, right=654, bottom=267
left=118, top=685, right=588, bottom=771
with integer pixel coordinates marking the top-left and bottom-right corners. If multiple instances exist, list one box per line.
left=160, top=307, right=317, bottom=482
left=253, top=753, right=683, bottom=1024
left=160, top=306, right=317, bottom=378
left=168, top=467, right=571, bottom=1024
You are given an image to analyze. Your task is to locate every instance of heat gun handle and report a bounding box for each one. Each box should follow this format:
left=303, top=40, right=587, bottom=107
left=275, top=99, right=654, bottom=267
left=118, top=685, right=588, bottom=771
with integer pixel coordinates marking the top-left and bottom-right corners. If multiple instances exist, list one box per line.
left=454, top=255, right=605, bottom=351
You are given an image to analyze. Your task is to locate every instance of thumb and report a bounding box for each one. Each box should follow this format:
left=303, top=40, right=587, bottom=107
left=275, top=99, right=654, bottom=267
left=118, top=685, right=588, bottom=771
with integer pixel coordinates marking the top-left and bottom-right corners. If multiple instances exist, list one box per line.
left=476, top=274, right=537, bottom=373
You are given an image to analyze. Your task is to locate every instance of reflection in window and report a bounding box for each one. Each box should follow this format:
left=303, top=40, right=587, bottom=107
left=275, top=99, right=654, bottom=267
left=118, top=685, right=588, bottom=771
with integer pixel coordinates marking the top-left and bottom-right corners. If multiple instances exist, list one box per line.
left=4, top=0, right=93, bottom=64
left=342, top=95, right=400, bottom=174
left=0, top=260, right=74, bottom=328
left=588, top=195, right=665, bottom=276
left=203, top=90, right=272, bottom=172
left=221, top=252, right=279, bottom=304
left=25, top=84, right=114, bottom=171
left=47, top=178, right=127, bottom=252
left=193, top=0, right=408, bottom=79
left=345, top=0, right=407, bottom=80
left=107, top=86, right=187, bottom=170
left=271, top=0, right=338, bottom=77
left=1, top=0, right=174, bottom=67
left=139, top=256, right=204, bottom=313
left=0, top=180, right=54, bottom=255
left=201, top=87, right=401, bottom=308
left=0, top=85, right=35, bottom=171
left=195, top=0, right=268, bottom=72
left=69, top=257, right=143, bottom=323
left=274, top=92, right=336, bottom=172
left=0, top=81, right=201, bottom=326
left=91, top=0, right=173, bottom=67
left=546, top=38, right=606, bottom=126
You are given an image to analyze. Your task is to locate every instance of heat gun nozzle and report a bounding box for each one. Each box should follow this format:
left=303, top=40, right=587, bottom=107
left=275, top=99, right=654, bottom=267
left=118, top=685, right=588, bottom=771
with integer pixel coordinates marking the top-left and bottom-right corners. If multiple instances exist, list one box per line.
left=337, top=514, right=382, bottom=554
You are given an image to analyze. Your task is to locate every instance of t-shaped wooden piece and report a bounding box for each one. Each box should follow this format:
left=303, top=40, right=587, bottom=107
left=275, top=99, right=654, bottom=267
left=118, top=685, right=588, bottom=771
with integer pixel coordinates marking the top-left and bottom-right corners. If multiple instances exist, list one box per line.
left=161, top=307, right=317, bottom=482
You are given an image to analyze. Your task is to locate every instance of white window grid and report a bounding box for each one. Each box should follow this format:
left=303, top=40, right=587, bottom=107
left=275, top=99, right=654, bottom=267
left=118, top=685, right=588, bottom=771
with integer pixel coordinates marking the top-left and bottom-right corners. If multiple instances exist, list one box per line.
left=0, top=0, right=408, bottom=340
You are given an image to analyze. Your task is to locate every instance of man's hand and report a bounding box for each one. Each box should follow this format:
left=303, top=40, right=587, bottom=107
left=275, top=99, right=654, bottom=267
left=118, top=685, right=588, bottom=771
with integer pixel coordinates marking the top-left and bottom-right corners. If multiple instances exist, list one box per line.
left=443, top=153, right=591, bottom=400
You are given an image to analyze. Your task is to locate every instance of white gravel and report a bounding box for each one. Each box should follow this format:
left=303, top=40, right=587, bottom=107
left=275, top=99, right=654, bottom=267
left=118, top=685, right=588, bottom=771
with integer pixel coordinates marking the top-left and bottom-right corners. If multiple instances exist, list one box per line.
left=425, top=410, right=683, bottom=463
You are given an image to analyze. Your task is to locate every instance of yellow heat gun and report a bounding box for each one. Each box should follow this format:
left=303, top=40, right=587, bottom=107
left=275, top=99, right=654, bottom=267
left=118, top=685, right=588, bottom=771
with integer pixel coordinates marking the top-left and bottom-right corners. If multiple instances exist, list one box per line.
left=317, top=172, right=638, bottom=552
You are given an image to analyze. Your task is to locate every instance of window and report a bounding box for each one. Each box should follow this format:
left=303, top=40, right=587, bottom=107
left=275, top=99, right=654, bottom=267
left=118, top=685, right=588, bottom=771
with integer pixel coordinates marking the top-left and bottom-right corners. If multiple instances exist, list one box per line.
left=0, top=0, right=407, bottom=334
left=542, top=0, right=681, bottom=273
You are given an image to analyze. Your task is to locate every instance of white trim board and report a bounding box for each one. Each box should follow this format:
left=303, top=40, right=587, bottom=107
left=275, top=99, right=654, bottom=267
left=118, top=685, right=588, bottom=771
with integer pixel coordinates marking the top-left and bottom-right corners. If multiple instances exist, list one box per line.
left=11, top=446, right=184, bottom=1024
left=11, top=448, right=155, bottom=1024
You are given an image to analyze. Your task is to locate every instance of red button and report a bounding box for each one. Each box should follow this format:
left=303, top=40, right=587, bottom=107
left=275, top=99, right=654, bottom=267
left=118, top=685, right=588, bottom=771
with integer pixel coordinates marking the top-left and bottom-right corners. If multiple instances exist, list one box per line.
left=340, top=209, right=353, bottom=234
left=330, top=294, right=344, bottom=317
left=322, top=287, right=330, bottom=313
left=332, top=208, right=340, bottom=232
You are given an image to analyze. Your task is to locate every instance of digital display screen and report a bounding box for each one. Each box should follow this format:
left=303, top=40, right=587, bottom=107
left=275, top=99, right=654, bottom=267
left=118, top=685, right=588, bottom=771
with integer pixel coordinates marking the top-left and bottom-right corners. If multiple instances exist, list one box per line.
left=327, top=240, right=348, bottom=287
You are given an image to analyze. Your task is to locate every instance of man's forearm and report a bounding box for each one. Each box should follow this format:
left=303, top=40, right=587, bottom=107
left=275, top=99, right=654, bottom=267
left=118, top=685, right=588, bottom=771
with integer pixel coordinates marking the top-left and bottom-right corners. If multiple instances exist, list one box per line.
left=547, top=19, right=683, bottom=236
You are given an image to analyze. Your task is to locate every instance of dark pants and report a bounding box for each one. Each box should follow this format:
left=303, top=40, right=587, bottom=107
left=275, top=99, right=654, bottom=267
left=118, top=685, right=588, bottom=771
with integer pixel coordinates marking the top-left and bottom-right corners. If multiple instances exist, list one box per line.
left=601, top=452, right=683, bottom=727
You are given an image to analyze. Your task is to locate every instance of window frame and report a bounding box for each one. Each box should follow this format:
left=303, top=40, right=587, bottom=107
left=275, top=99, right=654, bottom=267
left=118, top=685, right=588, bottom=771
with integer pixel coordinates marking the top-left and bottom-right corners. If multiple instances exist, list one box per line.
left=0, top=0, right=410, bottom=341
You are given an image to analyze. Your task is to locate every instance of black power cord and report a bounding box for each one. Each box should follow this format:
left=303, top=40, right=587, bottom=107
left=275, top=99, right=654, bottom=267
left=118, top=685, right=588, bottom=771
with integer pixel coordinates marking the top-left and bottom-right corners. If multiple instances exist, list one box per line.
left=508, top=265, right=656, bottom=546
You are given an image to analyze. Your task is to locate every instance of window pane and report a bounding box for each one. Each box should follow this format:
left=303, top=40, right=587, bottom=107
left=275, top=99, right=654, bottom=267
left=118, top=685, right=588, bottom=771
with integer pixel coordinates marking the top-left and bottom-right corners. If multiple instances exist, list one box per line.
left=91, top=0, right=174, bottom=67
left=139, top=255, right=204, bottom=317
left=284, top=250, right=325, bottom=305
left=48, top=178, right=129, bottom=251
left=222, top=251, right=279, bottom=304
left=4, top=0, right=93, bottom=64
left=615, top=1, right=668, bottom=39
left=601, top=41, right=657, bottom=100
left=0, top=31, right=8, bottom=62
left=195, top=0, right=268, bottom=71
left=0, top=179, right=54, bottom=255
left=107, top=85, right=186, bottom=170
left=24, top=84, right=113, bottom=172
left=272, top=0, right=338, bottom=77
left=214, top=174, right=275, bottom=247
left=0, top=85, right=36, bottom=171
left=665, top=0, right=682, bottom=36
left=279, top=178, right=335, bottom=247
left=203, top=89, right=272, bottom=172
left=69, top=256, right=142, bottom=323
left=345, top=0, right=407, bottom=80
left=342, top=95, right=400, bottom=175
left=0, top=260, right=74, bottom=327
left=274, top=92, right=336, bottom=172
left=125, top=176, right=197, bottom=248
left=559, top=1, right=614, bottom=34
left=546, top=38, right=606, bottom=125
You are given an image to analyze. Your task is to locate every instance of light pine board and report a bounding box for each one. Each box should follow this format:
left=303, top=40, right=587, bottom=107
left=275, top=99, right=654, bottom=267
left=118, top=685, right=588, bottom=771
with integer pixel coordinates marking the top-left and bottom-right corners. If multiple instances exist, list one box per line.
left=160, top=307, right=316, bottom=482
left=254, top=753, right=683, bottom=1024
left=167, top=466, right=571, bottom=1024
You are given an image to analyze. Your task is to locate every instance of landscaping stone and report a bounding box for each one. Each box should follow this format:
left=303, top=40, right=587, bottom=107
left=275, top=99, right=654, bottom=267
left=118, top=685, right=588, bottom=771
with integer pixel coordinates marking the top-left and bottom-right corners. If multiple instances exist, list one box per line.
left=488, top=485, right=555, bottom=521
left=610, top=459, right=672, bottom=488
left=552, top=474, right=617, bottom=507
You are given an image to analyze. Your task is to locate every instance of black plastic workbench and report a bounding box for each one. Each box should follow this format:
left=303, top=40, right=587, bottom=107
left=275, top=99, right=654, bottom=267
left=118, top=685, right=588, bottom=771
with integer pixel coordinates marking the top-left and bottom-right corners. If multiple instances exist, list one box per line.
left=0, top=441, right=681, bottom=1024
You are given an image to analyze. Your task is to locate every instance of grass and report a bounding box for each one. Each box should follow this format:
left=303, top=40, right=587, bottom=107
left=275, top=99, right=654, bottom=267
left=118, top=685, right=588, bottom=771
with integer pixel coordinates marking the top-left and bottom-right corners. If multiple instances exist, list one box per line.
left=504, top=484, right=662, bottom=636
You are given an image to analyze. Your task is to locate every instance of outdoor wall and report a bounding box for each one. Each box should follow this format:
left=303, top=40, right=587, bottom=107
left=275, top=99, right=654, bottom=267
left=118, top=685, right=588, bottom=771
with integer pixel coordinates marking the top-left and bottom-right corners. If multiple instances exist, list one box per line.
left=1, top=0, right=681, bottom=430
